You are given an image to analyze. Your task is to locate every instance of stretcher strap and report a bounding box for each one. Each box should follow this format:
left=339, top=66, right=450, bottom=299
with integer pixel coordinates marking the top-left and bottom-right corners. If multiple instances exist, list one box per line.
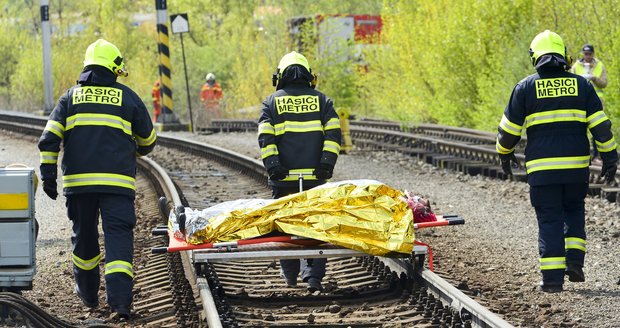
left=414, top=240, right=433, bottom=272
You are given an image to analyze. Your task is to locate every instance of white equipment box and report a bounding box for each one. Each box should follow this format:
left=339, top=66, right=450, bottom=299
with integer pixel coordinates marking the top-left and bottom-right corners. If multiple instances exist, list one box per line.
left=0, top=167, right=37, bottom=290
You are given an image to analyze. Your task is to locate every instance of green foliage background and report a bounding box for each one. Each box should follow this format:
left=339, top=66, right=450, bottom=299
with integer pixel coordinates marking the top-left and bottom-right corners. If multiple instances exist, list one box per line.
left=2, top=0, right=620, bottom=132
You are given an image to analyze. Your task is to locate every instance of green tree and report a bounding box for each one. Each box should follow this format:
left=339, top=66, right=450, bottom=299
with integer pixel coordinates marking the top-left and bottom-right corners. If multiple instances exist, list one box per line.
left=3, top=0, right=620, bottom=135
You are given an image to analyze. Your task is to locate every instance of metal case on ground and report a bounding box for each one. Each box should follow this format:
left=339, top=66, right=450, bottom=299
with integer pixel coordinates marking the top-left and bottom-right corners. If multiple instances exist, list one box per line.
left=0, top=168, right=37, bottom=290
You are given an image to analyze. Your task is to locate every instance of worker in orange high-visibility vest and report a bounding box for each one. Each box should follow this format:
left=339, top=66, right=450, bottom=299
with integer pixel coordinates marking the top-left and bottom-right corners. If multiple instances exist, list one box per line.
left=200, top=73, right=223, bottom=120
left=151, top=79, right=162, bottom=123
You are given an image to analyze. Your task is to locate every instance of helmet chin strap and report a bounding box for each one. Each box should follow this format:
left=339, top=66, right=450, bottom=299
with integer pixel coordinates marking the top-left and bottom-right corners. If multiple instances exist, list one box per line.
left=272, top=68, right=280, bottom=87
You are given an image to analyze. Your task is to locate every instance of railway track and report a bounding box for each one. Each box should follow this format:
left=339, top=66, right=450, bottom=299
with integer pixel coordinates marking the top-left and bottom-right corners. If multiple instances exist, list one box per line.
left=0, top=112, right=610, bottom=188
left=204, top=118, right=616, bottom=201
left=0, top=111, right=512, bottom=327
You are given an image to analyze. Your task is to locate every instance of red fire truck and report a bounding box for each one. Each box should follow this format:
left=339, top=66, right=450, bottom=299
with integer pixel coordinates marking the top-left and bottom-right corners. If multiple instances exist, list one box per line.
left=288, top=14, right=382, bottom=63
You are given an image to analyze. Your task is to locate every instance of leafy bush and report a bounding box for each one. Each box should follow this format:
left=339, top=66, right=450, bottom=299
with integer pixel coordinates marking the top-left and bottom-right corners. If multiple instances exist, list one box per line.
left=3, top=0, right=620, bottom=134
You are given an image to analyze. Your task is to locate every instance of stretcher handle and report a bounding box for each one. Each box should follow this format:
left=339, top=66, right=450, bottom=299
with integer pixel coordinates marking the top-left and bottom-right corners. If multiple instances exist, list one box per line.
left=414, top=216, right=465, bottom=229
left=152, top=226, right=168, bottom=236
left=176, top=205, right=186, bottom=234
left=152, top=246, right=168, bottom=254
left=286, top=172, right=314, bottom=193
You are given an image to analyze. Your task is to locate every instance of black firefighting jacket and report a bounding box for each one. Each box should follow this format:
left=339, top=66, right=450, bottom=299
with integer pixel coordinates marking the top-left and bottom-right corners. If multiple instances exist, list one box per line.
left=496, top=59, right=618, bottom=186
left=38, top=66, right=156, bottom=197
left=258, top=81, right=341, bottom=188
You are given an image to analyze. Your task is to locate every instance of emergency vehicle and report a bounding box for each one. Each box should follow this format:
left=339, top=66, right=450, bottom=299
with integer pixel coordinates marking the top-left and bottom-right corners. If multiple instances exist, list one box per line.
left=287, top=14, right=382, bottom=64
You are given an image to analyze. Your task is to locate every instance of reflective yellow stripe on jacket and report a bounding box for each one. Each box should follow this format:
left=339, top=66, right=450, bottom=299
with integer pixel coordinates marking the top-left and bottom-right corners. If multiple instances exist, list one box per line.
left=258, top=122, right=275, bottom=135
left=587, top=111, right=608, bottom=129
left=260, top=144, right=279, bottom=159
left=525, top=156, right=590, bottom=174
left=496, top=140, right=514, bottom=155
left=273, top=120, right=324, bottom=135
left=63, top=173, right=136, bottom=190
left=540, top=257, right=566, bottom=270
left=134, top=128, right=157, bottom=146
left=499, top=114, right=522, bottom=136
left=66, top=113, right=132, bottom=136
left=40, top=151, right=59, bottom=164
left=105, top=260, right=134, bottom=278
left=324, top=117, right=340, bottom=131
left=323, top=140, right=340, bottom=154
left=44, top=120, right=65, bottom=139
left=595, top=138, right=617, bottom=153
left=524, top=109, right=586, bottom=128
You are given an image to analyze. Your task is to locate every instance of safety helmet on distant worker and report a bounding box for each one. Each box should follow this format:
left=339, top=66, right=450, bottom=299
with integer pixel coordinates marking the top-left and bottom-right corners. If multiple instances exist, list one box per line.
left=206, top=73, right=216, bottom=82
left=272, top=51, right=314, bottom=87
left=528, top=30, right=567, bottom=66
left=83, top=39, right=128, bottom=77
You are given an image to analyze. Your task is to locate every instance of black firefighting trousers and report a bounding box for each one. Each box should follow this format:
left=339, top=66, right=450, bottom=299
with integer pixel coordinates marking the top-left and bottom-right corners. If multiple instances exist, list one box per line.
left=530, top=183, right=587, bottom=285
left=271, top=185, right=327, bottom=282
left=67, top=193, right=135, bottom=309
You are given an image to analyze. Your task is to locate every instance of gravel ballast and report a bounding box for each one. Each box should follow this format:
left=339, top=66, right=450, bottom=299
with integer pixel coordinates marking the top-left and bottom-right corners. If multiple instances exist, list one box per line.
left=172, top=131, right=620, bottom=328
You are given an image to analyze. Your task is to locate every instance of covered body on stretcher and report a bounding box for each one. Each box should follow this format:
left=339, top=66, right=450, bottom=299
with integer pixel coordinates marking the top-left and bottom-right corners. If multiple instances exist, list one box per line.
left=156, top=180, right=464, bottom=260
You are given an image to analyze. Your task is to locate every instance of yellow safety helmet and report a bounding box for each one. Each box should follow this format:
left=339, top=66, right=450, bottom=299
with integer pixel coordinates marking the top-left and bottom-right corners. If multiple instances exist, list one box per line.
left=83, top=39, right=128, bottom=77
left=528, top=30, right=567, bottom=66
left=278, top=51, right=311, bottom=73
left=272, top=51, right=312, bottom=87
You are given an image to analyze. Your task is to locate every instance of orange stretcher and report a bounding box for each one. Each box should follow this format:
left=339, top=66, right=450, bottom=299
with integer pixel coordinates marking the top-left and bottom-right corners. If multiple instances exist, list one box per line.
left=151, top=215, right=464, bottom=258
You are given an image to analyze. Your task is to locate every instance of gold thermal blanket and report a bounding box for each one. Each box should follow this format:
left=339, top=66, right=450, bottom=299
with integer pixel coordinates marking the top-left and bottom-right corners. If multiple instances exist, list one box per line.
left=183, top=180, right=415, bottom=256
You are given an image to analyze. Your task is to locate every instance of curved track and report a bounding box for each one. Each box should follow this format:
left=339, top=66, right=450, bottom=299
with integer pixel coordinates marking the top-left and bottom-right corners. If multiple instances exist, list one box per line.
left=0, top=111, right=514, bottom=327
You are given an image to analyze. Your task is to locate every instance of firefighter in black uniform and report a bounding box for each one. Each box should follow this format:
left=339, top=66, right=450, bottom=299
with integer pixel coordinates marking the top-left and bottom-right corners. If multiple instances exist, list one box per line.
left=258, top=51, right=341, bottom=292
left=38, top=39, right=156, bottom=318
left=496, top=30, right=617, bottom=293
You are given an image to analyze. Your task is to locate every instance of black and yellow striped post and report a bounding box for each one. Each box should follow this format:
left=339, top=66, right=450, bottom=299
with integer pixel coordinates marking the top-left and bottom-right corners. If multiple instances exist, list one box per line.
left=155, top=0, right=187, bottom=130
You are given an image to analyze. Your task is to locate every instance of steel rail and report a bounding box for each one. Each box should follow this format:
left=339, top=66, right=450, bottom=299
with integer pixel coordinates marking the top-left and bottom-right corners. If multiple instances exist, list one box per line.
left=156, top=135, right=268, bottom=185
left=207, top=118, right=526, bottom=147
left=380, top=258, right=512, bottom=328
left=351, top=126, right=524, bottom=166
left=0, top=112, right=225, bottom=326
left=149, top=136, right=515, bottom=327
left=137, top=157, right=223, bottom=328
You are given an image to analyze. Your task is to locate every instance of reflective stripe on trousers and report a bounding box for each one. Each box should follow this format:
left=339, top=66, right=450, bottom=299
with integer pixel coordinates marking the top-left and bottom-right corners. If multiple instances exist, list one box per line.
left=67, top=193, right=136, bottom=308
left=530, top=183, right=587, bottom=284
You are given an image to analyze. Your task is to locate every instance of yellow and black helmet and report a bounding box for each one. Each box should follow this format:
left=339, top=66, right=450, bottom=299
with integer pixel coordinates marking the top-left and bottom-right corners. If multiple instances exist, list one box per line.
left=272, top=51, right=312, bottom=87
left=528, top=30, right=567, bottom=66
left=83, top=39, right=128, bottom=77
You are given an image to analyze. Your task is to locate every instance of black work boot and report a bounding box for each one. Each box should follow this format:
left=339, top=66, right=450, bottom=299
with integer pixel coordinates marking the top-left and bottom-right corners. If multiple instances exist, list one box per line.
left=158, top=196, right=172, bottom=218
left=113, top=305, right=131, bottom=321
left=565, top=264, right=585, bottom=282
left=307, top=277, right=323, bottom=293
left=74, top=286, right=98, bottom=309
left=537, top=282, right=563, bottom=293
